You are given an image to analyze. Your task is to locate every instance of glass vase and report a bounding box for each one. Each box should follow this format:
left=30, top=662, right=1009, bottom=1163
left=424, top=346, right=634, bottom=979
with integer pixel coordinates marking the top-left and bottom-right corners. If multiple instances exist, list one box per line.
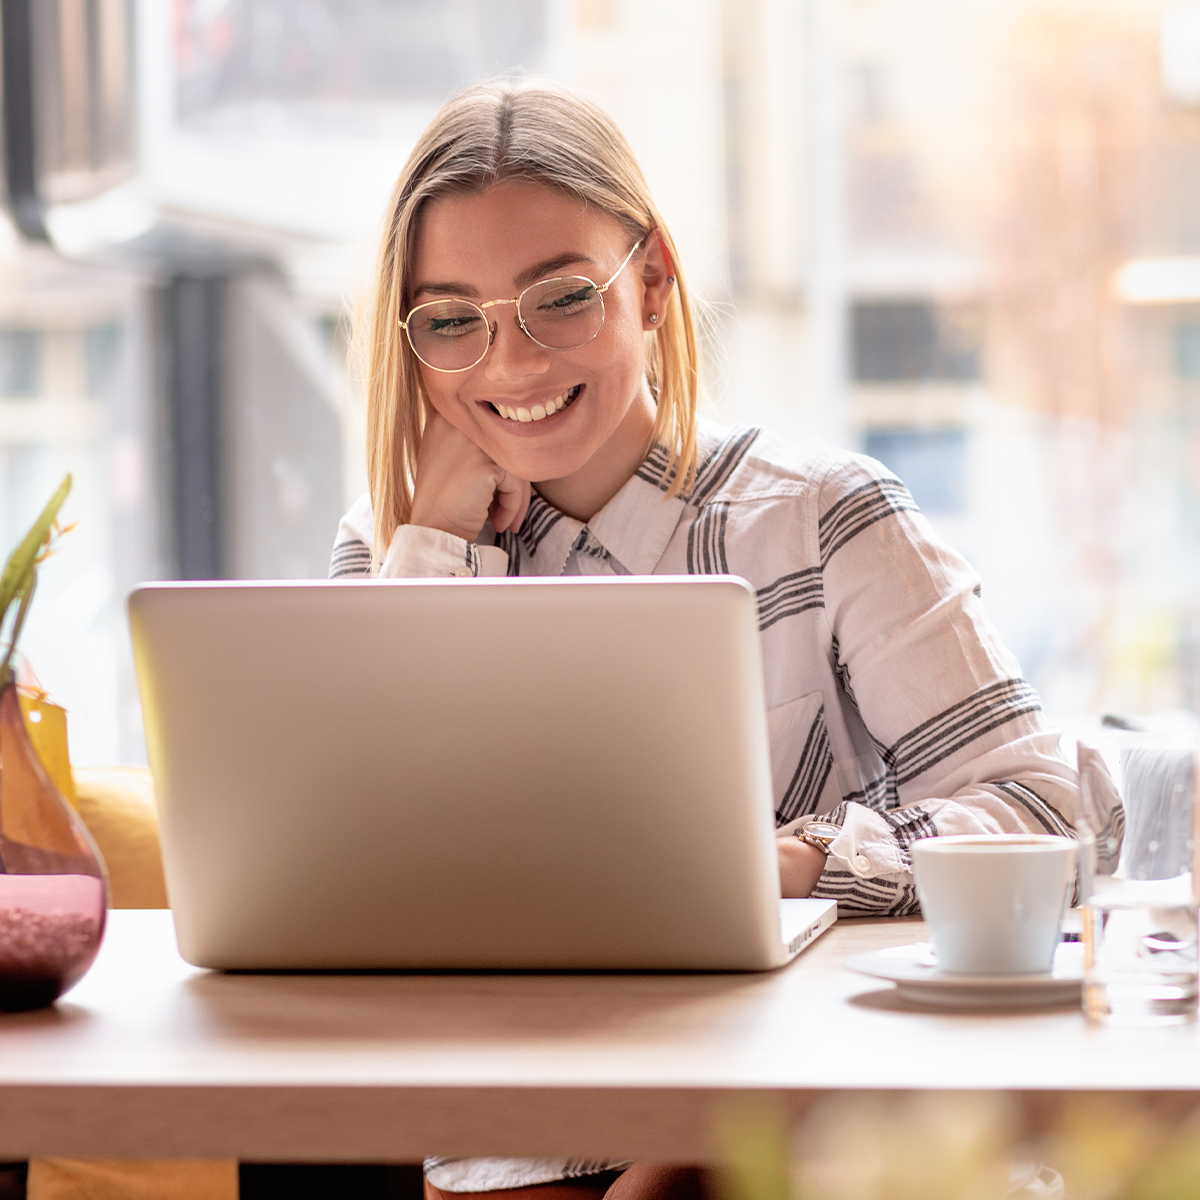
left=0, top=679, right=107, bottom=1010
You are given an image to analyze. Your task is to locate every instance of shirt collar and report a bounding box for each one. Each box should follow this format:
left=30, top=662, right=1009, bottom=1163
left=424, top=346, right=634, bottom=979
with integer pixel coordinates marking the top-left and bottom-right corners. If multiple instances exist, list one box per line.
left=517, top=436, right=704, bottom=575
left=517, top=493, right=583, bottom=575
left=587, top=467, right=687, bottom=575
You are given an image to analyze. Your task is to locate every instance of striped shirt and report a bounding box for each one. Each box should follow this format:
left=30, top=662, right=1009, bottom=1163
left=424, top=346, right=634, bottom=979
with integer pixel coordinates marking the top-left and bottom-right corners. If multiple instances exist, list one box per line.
left=332, top=419, right=1079, bottom=1194
left=332, top=418, right=1078, bottom=920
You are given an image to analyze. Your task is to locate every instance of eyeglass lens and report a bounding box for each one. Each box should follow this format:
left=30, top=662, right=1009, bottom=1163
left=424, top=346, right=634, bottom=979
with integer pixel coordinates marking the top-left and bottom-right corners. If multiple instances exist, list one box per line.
left=406, top=276, right=604, bottom=371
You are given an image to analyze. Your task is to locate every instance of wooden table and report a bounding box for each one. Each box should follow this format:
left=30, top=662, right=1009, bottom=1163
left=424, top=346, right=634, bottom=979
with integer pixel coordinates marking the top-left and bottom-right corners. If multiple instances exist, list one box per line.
left=0, top=910, right=1197, bottom=1164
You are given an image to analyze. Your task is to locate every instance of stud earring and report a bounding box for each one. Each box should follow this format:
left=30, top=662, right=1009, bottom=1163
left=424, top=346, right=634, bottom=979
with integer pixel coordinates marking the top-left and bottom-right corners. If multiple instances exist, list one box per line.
left=667, top=276, right=676, bottom=284
left=648, top=313, right=658, bottom=324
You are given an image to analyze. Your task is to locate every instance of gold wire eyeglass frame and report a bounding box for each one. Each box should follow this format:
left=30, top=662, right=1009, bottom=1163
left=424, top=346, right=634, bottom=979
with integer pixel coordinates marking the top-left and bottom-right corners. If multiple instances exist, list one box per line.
left=399, top=240, right=644, bottom=373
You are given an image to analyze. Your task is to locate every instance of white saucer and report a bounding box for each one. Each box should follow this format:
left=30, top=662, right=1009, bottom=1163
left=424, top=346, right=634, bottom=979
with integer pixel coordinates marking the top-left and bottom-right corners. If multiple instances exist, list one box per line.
left=846, top=942, right=1084, bottom=1010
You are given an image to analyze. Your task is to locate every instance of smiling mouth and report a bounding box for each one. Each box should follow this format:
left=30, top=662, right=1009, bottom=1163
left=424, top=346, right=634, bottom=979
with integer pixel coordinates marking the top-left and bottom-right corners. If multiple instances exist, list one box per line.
left=490, top=384, right=582, bottom=423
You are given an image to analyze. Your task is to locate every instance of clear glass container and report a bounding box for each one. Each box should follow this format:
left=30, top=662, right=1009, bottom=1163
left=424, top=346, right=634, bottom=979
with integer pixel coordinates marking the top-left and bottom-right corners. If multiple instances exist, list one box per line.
left=1078, top=735, right=1199, bottom=1026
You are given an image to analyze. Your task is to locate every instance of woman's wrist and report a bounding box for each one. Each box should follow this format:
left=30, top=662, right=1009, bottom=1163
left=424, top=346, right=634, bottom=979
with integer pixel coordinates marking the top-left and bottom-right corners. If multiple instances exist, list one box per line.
left=777, top=837, right=829, bottom=898
left=407, top=498, right=483, bottom=543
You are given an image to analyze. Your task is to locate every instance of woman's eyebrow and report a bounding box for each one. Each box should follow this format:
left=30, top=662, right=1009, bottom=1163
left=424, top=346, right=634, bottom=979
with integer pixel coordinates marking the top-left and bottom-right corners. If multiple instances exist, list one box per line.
left=513, top=253, right=596, bottom=289
left=412, top=253, right=598, bottom=302
left=413, top=279, right=480, bottom=299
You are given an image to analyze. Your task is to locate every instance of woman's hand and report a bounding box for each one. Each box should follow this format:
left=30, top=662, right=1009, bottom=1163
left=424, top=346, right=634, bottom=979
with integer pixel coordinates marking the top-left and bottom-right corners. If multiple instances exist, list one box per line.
left=777, top=837, right=828, bottom=898
left=410, top=411, right=532, bottom=541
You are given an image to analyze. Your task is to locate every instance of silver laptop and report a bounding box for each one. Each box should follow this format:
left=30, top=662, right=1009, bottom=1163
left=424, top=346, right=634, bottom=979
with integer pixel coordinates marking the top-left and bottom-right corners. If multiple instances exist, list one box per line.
left=128, top=576, right=835, bottom=971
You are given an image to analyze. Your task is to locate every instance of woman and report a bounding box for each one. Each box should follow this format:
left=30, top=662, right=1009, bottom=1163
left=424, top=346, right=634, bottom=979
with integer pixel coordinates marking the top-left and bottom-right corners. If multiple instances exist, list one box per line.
left=330, top=78, right=1077, bottom=1200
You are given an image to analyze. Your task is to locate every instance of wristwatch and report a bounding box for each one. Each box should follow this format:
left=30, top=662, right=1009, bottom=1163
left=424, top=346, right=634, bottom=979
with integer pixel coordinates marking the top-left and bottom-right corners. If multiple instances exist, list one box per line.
left=794, top=818, right=841, bottom=856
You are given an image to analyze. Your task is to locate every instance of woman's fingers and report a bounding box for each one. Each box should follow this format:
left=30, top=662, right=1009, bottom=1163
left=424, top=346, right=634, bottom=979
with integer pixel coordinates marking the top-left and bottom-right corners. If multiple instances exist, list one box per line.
left=491, top=472, right=532, bottom=533
left=412, top=411, right=531, bottom=540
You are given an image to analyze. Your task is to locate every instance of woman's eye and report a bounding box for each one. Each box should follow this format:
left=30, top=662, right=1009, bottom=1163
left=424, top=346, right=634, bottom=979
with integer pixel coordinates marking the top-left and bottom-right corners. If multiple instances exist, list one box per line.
left=427, top=313, right=482, bottom=337
left=540, top=287, right=595, bottom=313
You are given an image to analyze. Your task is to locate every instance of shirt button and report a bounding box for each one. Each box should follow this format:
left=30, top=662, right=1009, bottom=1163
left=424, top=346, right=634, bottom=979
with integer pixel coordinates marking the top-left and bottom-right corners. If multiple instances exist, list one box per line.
left=453, top=566, right=473, bottom=577
left=852, top=854, right=872, bottom=876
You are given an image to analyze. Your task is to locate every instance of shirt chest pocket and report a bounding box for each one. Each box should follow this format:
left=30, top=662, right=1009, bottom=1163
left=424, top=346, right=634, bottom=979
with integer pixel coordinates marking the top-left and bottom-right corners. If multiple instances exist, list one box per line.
left=765, top=691, right=840, bottom=829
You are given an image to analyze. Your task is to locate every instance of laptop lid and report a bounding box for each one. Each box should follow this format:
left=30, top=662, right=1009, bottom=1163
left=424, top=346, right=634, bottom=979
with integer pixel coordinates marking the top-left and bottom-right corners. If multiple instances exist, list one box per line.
left=128, top=576, right=804, bottom=971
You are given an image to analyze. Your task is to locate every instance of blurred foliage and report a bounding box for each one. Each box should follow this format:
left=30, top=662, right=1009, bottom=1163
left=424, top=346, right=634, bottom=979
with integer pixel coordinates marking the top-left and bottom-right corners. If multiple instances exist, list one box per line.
left=0, top=475, right=73, bottom=688
left=713, top=1091, right=1200, bottom=1200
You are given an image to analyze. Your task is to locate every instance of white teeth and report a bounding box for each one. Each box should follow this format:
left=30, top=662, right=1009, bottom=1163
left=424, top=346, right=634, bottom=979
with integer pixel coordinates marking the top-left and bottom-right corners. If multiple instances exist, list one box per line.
left=494, top=387, right=578, bottom=421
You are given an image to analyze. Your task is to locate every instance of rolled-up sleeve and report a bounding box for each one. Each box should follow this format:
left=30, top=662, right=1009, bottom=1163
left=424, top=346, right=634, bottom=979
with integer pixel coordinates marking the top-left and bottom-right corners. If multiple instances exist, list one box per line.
left=379, top=524, right=509, bottom=578
left=809, top=456, right=1078, bottom=915
left=327, top=493, right=508, bottom=579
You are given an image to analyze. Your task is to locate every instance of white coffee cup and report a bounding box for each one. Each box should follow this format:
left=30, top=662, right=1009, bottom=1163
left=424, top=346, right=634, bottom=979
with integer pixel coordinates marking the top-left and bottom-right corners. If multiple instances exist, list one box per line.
left=911, top=834, right=1077, bottom=975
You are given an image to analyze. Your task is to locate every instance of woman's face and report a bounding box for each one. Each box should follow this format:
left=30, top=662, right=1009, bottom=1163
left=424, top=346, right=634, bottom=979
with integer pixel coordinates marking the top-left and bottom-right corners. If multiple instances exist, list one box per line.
left=409, top=181, right=661, bottom=494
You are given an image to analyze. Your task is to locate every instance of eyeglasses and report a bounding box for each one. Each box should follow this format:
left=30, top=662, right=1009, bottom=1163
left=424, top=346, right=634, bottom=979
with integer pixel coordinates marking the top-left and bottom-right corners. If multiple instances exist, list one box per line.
left=400, top=240, right=643, bottom=373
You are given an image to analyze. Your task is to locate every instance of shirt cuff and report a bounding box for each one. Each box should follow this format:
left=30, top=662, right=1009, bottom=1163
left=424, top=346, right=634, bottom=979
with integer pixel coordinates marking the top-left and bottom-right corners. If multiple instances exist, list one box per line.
left=824, top=803, right=911, bottom=882
left=379, top=524, right=509, bottom=578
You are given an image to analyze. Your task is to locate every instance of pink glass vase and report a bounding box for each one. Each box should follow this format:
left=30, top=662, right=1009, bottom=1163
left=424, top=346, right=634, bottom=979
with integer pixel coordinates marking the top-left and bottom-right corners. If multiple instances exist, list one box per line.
left=0, top=680, right=107, bottom=1010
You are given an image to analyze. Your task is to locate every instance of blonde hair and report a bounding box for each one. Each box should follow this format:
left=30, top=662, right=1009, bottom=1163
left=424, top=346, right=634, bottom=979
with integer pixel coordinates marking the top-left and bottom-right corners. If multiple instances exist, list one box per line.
left=361, top=77, right=700, bottom=560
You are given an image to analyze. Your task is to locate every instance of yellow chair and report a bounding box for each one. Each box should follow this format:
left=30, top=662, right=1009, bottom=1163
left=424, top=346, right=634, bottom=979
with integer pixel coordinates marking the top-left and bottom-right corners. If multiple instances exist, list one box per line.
left=72, top=767, right=168, bottom=910
left=27, top=767, right=237, bottom=1200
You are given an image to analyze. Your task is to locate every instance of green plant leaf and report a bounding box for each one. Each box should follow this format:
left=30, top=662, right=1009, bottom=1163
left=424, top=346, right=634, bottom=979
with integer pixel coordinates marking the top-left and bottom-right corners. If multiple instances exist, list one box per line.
left=0, top=578, right=35, bottom=687
left=0, top=473, right=71, bottom=641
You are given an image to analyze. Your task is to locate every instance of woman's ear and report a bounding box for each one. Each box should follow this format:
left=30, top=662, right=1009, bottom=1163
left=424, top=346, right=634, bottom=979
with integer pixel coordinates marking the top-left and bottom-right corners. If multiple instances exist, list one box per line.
left=640, top=232, right=676, bottom=332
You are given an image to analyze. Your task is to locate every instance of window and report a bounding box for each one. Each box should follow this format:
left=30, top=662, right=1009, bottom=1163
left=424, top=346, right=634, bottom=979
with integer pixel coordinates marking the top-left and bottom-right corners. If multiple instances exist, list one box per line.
left=84, top=326, right=123, bottom=399
left=863, top=427, right=968, bottom=516
left=1176, top=322, right=1200, bottom=379
left=852, top=302, right=981, bottom=383
left=175, top=0, right=548, bottom=123
left=0, top=331, right=42, bottom=398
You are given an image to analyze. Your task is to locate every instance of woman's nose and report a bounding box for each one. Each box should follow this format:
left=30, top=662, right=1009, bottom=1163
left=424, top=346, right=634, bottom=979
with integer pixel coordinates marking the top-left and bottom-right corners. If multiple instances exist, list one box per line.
left=482, top=311, right=551, bottom=383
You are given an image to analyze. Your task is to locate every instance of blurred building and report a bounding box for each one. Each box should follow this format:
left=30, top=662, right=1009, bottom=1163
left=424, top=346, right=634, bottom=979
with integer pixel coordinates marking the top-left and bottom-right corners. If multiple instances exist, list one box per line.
left=1, top=0, right=1198, bottom=763
left=719, top=0, right=1200, bottom=722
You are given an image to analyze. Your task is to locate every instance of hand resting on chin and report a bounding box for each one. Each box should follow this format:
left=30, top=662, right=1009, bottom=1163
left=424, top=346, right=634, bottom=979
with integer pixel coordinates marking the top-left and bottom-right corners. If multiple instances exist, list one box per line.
left=410, top=410, right=532, bottom=541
